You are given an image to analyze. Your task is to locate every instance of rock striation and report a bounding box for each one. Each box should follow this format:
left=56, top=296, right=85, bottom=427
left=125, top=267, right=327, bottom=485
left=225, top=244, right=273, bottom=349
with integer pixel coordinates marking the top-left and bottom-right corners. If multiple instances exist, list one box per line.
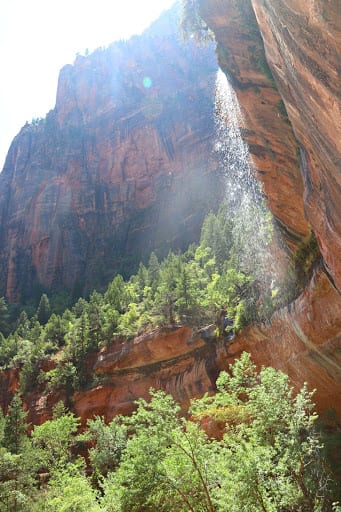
left=199, top=0, right=341, bottom=420
left=0, top=0, right=340, bottom=430
left=200, top=0, right=341, bottom=290
left=18, top=325, right=222, bottom=426
left=199, top=0, right=310, bottom=251
left=0, top=7, right=221, bottom=302
left=249, top=0, right=341, bottom=291
left=225, top=268, right=341, bottom=418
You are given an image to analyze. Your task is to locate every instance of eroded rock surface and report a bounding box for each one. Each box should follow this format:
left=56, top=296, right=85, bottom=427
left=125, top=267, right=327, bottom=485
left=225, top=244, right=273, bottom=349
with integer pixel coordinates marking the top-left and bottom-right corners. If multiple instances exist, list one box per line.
left=224, top=269, right=341, bottom=417
left=4, top=269, right=339, bottom=427
left=201, top=0, right=341, bottom=289
left=200, top=0, right=310, bottom=250
left=0, top=8, right=221, bottom=302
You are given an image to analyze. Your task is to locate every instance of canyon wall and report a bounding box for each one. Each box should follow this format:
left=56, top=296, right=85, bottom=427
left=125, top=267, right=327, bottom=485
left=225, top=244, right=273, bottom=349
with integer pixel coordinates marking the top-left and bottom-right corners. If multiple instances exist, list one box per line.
left=0, top=1, right=340, bottom=427
left=17, top=326, right=222, bottom=426
left=198, top=0, right=341, bottom=416
left=0, top=7, right=221, bottom=302
left=200, top=0, right=341, bottom=289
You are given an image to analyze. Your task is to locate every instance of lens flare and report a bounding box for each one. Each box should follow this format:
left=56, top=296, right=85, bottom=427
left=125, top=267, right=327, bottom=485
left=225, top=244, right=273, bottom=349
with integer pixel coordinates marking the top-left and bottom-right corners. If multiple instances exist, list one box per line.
left=143, top=76, right=152, bottom=88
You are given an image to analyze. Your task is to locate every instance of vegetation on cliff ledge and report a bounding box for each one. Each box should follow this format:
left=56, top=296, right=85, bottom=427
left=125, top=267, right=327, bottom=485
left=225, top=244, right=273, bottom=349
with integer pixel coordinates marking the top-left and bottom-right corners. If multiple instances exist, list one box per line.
left=0, top=199, right=312, bottom=395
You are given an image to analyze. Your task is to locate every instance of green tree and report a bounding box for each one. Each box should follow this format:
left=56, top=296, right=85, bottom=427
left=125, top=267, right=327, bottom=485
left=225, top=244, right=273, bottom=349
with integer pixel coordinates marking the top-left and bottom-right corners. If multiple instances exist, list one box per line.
left=36, top=294, right=51, bottom=325
left=32, top=463, right=101, bottom=512
left=86, top=416, right=127, bottom=479
left=3, top=396, right=29, bottom=455
left=191, top=353, right=333, bottom=511
left=104, top=275, right=129, bottom=313
left=15, top=311, right=30, bottom=339
left=0, top=297, right=9, bottom=336
left=102, top=390, right=181, bottom=512
left=31, top=409, right=80, bottom=471
left=0, top=448, right=37, bottom=512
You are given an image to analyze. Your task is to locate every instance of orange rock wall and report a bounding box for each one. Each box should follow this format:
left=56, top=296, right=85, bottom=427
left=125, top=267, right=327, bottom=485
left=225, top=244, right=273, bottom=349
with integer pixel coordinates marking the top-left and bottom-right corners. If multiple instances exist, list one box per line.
left=201, top=0, right=341, bottom=287
left=0, top=11, right=221, bottom=302
left=200, top=0, right=310, bottom=249
left=11, top=269, right=341, bottom=426
left=250, top=0, right=341, bottom=290
left=224, top=269, right=341, bottom=417
left=22, top=326, right=221, bottom=426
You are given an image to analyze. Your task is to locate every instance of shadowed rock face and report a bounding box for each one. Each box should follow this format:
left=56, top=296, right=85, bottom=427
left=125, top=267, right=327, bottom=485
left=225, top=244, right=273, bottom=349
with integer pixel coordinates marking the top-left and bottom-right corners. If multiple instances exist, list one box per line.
left=198, top=0, right=340, bottom=420
left=200, top=0, right=341, bottom=291
left=200, top=0, right=310, bottom=251
left=225, top=268, right=341, bottom=418
left=0, top=0, right=340, bottom=430
left=18, top=326, right=224, bottom=426
left=0, top=8, right=221, bottom=302
left=249, top=0, right=341, bottom=291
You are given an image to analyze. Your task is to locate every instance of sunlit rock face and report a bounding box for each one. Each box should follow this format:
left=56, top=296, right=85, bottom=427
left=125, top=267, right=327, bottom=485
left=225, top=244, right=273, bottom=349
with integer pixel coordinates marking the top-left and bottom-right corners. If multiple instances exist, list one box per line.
left=201, top=0, right=341, bottom=290
left=200, top=0, right=310, bottom=252
left=225, top=268, right=341, bottom=418
left=4, top=271, right=340, bottom=426
left=18, top=326, right=223, bottom=426
left=200, top=0, right=341, bottom=418
left=249, top=0, right=341, bottom=291
left=0, top=7, right=221, bottom=302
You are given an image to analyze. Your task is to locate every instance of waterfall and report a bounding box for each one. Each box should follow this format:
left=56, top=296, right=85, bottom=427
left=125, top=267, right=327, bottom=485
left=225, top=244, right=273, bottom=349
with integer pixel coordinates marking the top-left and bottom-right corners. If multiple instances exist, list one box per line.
left=214, top=68, right=280, bottom=308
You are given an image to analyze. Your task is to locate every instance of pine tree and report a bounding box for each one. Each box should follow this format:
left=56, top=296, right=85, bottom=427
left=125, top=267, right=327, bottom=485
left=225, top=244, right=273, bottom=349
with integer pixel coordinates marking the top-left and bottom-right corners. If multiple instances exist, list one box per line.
left=3, top=395, right=29, bottom=454
left=0, top=297, right=9, bottom=336
left=36, top=294, right=51, bottom=325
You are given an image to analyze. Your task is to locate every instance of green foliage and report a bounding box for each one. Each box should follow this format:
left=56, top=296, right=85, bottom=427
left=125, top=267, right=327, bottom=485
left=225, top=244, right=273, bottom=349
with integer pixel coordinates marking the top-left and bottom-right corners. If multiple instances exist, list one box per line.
left=43, top=361, right=79, bottom=394
left=85, top=416, right=127, bottom=479
left=31, top=408, right=80, bottom=471
left=36, top=294, right=51, bottom=325
left=102, top=356, right=336, bottom=511
left=0, top=297, right=10, bottom=336
left=0, top=447, right=37, bottom=512
left=32, top=462, right=101, bottom=512
left=294, top=229, right=321, bottom=288
left=3, top=395, right=29, bottom=455
left=180, top=0, right=215, bottom=45
left=0, top=200, right=312, bottom=390
left=0, top=355, right=338, bottom=509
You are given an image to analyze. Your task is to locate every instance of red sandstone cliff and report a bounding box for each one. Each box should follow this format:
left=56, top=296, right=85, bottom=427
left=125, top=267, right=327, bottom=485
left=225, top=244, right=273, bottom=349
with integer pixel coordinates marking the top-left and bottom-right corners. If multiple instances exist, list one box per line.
left=198, top=0, right=341, bottom=418
left=200, top=0, right=341, bottom=290
left=0, top=7, right=221, bottom=302
left=0, top=0, right=340, bottom=429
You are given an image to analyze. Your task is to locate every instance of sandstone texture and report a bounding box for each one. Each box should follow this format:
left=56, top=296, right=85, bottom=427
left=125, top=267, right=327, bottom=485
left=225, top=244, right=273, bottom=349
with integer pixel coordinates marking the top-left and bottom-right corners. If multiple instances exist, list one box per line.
left=250, top=0, right=341, bottom=291
left=200, top=0, right=310, bottom=250
left=4, top=267, right=340, bottom=427
left=201, top=0, right=341, bottom=290
left=20, top=325, right=221, bottom=426
left=224, top=268, right=341, bottom=417
left=0, top=8, right=221, bottom=302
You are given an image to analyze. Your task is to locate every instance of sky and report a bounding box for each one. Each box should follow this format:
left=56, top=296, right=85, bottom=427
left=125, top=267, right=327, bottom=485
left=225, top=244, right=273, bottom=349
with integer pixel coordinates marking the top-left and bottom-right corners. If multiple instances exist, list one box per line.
left=0, top=0, right=175, bottom=170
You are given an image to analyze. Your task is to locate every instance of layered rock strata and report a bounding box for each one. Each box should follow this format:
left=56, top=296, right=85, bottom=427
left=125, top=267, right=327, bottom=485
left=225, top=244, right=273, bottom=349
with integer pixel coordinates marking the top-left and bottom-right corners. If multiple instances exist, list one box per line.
left=200, top=0, right=310, bottom=250
left=2, top=267, right=340, bottom=427
left=201, top=0, right=341, bottom=290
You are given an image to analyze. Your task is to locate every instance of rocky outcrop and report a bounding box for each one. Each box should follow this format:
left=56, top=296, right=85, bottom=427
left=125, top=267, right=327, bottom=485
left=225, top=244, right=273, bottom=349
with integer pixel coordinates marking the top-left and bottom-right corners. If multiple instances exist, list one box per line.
left=20, top=325, right=222, bottom=426
left=250, top=0, right=341, bottom=291
left=0, top=7, right=221, bottom=302
left=225, top=268, right=341, bottom=417
left=200, top=0, right=341, bottom=290
left=198, top=0, right=341, bottom=421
